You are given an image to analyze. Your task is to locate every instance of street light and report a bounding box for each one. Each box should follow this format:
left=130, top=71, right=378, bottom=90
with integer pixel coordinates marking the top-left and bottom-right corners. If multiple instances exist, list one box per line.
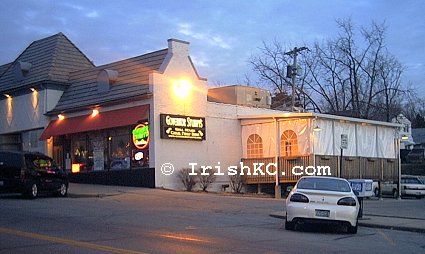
left=285, top=47, right=309, bottom=112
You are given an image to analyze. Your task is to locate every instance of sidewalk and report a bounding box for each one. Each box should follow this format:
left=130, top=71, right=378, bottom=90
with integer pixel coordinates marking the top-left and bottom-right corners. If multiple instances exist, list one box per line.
left=269, top=211, right=425, bottom=234
left=67, top=183, right=141, bottom=198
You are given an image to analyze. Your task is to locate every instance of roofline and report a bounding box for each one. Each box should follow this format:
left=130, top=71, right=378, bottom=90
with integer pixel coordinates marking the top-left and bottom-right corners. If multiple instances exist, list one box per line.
left=238, top=112, right=402, bottom=127
left=56, top=33, right=95, bottom=68
left=68, top=48, right=169, bottom=77
left=46, top=92, right=153, bottom=116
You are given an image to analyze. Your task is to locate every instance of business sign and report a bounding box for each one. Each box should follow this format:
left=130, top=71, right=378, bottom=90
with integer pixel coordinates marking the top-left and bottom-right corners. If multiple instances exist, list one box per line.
left=160, top=114, right=206, bottom=141
left=341, top=134, right=348, bottom=149
left=132, top=123, right=149, bottom=149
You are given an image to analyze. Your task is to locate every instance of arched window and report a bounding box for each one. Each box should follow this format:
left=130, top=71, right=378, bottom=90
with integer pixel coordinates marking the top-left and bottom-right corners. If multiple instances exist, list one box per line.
left=247, top=134, right=263, bottom=158
left=281, top=130, right=299, bottom=156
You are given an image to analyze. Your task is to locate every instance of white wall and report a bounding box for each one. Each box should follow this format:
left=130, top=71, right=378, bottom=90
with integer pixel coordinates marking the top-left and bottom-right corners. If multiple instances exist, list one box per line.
left=313, top=119, right=396, bottom=158
left=152, top=39, right=285, bottom=191
left=152, top=40, right=208, bottom=190
left=0, top=91, right=46, bottom=134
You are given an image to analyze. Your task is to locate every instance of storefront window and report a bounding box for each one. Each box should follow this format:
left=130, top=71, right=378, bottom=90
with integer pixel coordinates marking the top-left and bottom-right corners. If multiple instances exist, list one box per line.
left=69, top=124, right=149, bottom=172
left=108, top=128, right=131, bottom=170
left=72, top=134, right=92, bottom=172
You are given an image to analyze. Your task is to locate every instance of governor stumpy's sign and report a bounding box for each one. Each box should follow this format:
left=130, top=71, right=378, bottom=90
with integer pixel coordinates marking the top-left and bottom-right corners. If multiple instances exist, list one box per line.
left=160, top=114, right=206, bottom=141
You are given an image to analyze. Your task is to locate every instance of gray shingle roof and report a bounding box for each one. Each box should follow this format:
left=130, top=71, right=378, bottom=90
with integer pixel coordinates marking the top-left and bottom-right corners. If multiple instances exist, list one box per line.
left=51, top=48, right=168, bottom=113
left=0, top=33, right=94, bottom=93
left=0, top=63, right=12, bottom=77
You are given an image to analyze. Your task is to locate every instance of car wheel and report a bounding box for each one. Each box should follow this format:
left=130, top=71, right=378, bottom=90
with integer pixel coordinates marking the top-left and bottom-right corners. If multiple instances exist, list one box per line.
left=347, top=223, right=358, bottom=234
left=285, top=217, right=295, bottom=231
left=392, top=189, right=398, bottom=199
left=56, top=183, right=68, bottom=197
left=374, top=188, right=379, bottom=197
left=25, top=183, right=38, bottom=199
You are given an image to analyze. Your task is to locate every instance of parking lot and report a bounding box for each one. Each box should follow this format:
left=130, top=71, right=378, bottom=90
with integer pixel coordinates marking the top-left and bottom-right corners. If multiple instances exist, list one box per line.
left=1, top=184, right=425, bottom=254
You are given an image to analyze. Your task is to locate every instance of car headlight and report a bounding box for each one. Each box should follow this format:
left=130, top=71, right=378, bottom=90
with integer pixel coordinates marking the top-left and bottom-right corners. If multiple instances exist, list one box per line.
left=337, top=197, right=357, bottom=206
left=289, top=193, right=309, bottom=203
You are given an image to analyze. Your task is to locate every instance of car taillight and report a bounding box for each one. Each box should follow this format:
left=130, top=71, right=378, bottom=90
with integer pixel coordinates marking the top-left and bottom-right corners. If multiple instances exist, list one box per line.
left=337, top=197, right=357, bottom=206
left=289, top=193, right=309, bottom=203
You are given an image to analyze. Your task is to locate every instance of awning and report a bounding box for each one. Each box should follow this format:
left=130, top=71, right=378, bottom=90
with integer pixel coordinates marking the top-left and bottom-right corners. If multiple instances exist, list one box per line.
left=40, top=105, right=149, bottom=140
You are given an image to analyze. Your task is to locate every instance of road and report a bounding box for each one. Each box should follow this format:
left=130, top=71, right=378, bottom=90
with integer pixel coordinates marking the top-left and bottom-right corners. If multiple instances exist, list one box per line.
left=1, top=188, right=424, bottom=254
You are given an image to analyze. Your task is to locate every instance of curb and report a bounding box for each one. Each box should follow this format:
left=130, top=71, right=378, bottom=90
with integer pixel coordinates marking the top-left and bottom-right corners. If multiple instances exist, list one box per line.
left=269, top=213, right=425, bottom=234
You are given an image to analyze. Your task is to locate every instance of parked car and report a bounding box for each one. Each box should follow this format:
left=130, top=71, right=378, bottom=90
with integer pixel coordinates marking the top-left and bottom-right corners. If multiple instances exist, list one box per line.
left=285, top=176, right=360, bottom=234
left=381, top=175, right=425, bottom=199
left=0, top=151, right=68, bottom=198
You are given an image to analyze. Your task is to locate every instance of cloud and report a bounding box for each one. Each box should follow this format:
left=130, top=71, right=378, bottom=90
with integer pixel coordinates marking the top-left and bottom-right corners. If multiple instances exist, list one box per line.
left=86, top=10, right=99, bottom=18
left=177, top=23, right=231, bottom=50
left=190, top=55, right=209, bottom=68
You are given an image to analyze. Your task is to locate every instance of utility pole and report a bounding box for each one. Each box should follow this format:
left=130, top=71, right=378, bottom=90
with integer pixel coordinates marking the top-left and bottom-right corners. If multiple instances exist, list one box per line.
left=285, top=47, right=308, bottom=112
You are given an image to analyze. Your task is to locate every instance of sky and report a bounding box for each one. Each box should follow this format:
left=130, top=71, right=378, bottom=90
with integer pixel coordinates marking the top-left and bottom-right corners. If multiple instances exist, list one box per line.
left=0, top=0, right=424, bottom=95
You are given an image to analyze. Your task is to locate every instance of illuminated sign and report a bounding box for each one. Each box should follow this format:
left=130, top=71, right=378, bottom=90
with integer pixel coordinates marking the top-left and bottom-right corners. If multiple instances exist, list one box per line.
left=134, top=152, right=144, bottom=161
left=132, top=123, right=149, bottom=149
left=160, top=114, right=206, bottom=141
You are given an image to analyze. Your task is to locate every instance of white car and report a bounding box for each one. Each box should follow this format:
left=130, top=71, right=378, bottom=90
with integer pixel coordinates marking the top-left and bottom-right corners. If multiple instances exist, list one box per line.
left=285, top=176, right=360, bottom=234
left=381, top=175, right=425, bottom=199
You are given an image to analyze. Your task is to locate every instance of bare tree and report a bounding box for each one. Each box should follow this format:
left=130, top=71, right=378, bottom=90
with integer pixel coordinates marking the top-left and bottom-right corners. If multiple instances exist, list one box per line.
left=249, top=19, right=408, bottom=121
left=229, top=169, right=246, bottom=193
left=197, top=168, right=216, bottom=192
left=178, top=168, right=197, bottom=192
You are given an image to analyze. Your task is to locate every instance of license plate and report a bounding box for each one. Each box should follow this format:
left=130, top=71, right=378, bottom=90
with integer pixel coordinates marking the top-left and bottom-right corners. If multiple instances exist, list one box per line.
left=315, top=209, right=330, bottom=217
left=0, top=181, right=3, bottom=186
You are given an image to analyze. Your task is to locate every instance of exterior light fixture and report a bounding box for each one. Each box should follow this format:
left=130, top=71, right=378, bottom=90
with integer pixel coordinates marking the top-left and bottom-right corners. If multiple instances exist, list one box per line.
left=4, top=94, right=11, bottom=98
left=30, top=87, right=36, bottom=92
left=313, top=125, right=321, bottom=132
left=401, top=134, right=409, bottom=140
left=58, top=114, right=65, bottom=120
left=173, top=79, right=191, bottom=98
left=91, top=109, right=99, bottom=117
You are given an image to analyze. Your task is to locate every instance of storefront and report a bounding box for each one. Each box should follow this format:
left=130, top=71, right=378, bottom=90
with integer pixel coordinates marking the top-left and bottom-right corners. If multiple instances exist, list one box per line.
left=40, top=105, right=154, bottom=187
left=2, top=33, right=403, bottom=192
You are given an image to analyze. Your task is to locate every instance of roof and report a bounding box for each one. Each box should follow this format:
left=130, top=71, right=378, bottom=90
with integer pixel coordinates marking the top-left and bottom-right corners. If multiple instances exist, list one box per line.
left=0, top=63, right=12, bottom=77
left=239, top=112, right=402, bottom=128
left=50, top=48, right=168, bottom=113
left=0, top=33, right=94, bottom=93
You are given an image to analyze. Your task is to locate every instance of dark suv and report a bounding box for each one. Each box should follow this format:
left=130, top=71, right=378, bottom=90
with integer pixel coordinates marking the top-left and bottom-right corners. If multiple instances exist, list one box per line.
left=0, top=151, right=68, bottom=198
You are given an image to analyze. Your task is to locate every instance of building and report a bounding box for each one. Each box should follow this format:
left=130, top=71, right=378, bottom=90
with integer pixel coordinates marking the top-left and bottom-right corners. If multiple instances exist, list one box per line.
left=0, top=33, right=93, bottom=152
left=240, top=113, right=401, bottom=193
left=0, top=33, right=403, bottom=192
left=391, top=114, right=414, bottom=149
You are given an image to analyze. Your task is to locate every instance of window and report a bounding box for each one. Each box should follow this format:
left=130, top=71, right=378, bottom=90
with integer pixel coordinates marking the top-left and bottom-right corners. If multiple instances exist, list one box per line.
left=247, top=134, right=263, bottom=158
left=297, top=177, right=351, bottom=192
left=22, top=129, right=44, bottom=153
left=108, top=128, right=131, bottom=170
left=71, top=134, right=92, bottom=172
left=281, top=130, right=299, bottom=156
left=403, top=124, right=409, bottom=133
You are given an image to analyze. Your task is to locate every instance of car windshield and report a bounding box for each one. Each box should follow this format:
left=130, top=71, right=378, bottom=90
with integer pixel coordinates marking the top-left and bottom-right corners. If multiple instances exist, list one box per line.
left=402, top=177, right=422, bottom=184
left=297, top=178, right=351, bottom=192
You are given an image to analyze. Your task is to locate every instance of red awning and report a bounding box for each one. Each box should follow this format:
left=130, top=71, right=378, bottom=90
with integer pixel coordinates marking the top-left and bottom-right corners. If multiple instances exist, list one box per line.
left=40, top=105, right=149, bottom=140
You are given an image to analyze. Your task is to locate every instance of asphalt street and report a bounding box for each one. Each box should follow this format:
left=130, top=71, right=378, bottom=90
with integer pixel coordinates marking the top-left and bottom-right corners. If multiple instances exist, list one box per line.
left=1, top=186, right=424, bottom=254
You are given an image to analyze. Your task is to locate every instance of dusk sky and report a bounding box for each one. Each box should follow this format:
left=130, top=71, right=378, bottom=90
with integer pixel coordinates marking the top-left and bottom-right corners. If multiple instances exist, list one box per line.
left=1, top=0, right=424, bottom=95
